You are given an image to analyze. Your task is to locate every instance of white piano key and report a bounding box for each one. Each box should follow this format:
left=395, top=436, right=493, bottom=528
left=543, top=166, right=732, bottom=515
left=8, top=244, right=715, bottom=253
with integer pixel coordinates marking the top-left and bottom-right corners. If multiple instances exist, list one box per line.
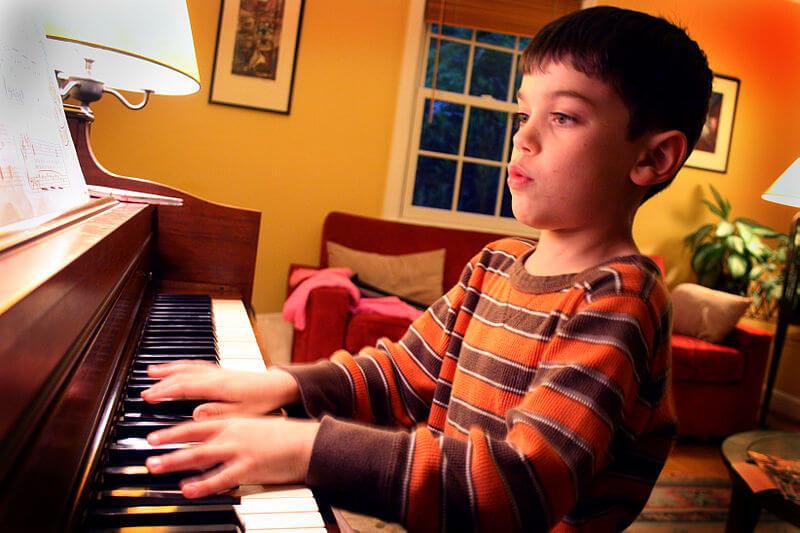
left=211, top=300, right=327, bottom=532
left=218, top=341, right=263, bottom=358
left=236, top=485, right=316, bottom=499
left=235, top=497, right=318, bottom=514
left=219, top=358, right=267, bottom=372
left=241, top=529, right=326, bottom=533
left=236, top=511, right=325, bottom=530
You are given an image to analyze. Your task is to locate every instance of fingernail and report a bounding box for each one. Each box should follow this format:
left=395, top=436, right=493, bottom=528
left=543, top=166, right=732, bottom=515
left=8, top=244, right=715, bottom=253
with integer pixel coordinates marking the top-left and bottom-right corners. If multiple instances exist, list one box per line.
left=147, top=433, right=160, bottom=445
left=146, top=456, right=161, bottom=472
left=195, top=410, right=207, bottom=421
left=183, top=483, right=198, bottom=498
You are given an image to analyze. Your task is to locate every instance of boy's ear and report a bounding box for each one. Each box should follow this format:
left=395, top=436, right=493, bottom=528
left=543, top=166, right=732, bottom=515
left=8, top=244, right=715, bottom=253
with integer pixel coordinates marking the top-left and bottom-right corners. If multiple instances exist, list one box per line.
left=630, top=130, right=688, bottom=187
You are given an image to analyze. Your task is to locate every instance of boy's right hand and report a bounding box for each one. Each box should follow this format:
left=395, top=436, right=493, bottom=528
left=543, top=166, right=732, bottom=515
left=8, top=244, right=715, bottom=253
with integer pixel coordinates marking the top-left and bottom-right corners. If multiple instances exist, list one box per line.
left=141, top=362, right=300, bottom=420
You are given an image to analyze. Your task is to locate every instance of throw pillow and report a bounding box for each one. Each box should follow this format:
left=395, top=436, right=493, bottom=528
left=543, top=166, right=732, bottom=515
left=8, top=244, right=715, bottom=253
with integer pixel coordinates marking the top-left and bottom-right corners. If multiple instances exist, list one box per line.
left=326, top=241, right=445, bottom=306
left=671, top=283, right=751, bottom=343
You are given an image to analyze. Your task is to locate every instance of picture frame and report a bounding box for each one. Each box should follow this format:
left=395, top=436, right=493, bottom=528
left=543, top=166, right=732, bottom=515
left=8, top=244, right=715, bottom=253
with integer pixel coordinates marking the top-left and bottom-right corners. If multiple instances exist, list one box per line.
left=209, top=0, right=304, bottom=114
left=685, top=74, right=740, bottom=173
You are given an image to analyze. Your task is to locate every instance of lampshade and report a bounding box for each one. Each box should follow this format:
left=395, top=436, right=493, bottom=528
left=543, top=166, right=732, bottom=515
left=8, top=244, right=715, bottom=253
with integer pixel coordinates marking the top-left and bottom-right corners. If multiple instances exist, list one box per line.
left=39, top=0, right=200, bottom=96
left=763, top=157, right=800, bottom=208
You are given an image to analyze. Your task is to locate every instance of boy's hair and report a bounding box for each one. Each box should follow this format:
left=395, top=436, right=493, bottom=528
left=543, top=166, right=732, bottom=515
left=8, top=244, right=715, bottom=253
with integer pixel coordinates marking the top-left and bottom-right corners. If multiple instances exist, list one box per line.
left=521, top=6, right=713, bottom=201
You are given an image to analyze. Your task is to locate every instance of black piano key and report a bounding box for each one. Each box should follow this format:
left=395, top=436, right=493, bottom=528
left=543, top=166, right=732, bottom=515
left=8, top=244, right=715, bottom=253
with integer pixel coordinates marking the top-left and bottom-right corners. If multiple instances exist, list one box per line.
left=86, top=525, right=241, bottom=533
left=101, top=465, right=206, bottom=489
left=106, top=439, right=192, bottom=466
left=96, top=488, right=239, bottom=506
left=123, top=397, right=206, bottom=417
left=133, top=357, right=216, bottom=371
left=85, top=504, right=241, bottom=528
left=115, top=420, right=176, bottom=438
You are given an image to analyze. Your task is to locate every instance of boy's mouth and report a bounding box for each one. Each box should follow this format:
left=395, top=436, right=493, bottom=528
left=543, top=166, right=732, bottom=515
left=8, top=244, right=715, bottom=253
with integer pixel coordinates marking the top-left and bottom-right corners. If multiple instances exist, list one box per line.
left=507, top=163, right=532, bottom=188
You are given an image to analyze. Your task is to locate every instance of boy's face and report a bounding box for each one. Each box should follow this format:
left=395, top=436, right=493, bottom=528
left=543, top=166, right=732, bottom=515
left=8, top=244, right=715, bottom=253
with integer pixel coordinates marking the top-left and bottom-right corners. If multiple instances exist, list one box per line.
left=508, top=61, right=647, bottom=231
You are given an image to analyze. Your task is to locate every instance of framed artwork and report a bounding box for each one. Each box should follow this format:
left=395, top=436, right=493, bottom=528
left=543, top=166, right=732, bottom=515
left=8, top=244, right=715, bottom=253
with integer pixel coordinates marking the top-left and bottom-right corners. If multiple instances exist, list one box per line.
left=685, top=74, right=740, bottom=173
left=209, top=0, right=304, bottom=113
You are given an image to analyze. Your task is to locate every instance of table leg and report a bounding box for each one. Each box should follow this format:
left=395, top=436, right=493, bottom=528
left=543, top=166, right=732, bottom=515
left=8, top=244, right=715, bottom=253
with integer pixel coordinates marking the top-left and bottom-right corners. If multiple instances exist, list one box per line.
left=725, top=482, right=761, bottom=533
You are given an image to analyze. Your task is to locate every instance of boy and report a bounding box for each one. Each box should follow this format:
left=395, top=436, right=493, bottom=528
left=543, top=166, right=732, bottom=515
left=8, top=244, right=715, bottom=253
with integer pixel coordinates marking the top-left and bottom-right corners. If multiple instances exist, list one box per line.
left=142, top=6, right=712, bottom=531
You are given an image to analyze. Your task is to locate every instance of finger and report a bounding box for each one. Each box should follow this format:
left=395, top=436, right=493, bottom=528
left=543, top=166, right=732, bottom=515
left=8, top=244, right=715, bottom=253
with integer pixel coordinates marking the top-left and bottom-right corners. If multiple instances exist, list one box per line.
left=147, top=419, right=224, bottom=446
left=147, top=360, right=218, bottom=378
left=146, top=443, right=229, bottom=475
left=180, top=462, right=249, bottom=499
left=193, top=402, right=249, bottom=420
left=141, top=376, right=226, bottom=403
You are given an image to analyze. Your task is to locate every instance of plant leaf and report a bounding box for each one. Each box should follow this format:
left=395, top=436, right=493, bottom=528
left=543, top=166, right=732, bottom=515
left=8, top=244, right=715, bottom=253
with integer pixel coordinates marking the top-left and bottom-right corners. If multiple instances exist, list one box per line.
left=749, top=265, right=765, bottom=280
left=702, top=199, right=724, bottom=219
left=726, top=235, right=745, bottom=255
left=727, top=253, right=749, bottom=279
left=685, top=224, right=714, bottom=251
left=716, top=220, right=735, bottom=237
left=692, top=242, right=725, bottom=275
left=709, top=185, right=729, bottom=219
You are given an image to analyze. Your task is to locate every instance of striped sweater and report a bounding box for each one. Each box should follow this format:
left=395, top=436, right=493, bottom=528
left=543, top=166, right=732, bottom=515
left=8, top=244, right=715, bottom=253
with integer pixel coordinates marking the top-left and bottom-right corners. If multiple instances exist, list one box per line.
left=285, top=238, right=676, bottom=532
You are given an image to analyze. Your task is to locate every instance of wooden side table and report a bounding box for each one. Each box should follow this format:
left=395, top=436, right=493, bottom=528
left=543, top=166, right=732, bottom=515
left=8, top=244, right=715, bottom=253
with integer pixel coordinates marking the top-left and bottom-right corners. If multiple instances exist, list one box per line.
left=721, top=430, right=800, bottom=532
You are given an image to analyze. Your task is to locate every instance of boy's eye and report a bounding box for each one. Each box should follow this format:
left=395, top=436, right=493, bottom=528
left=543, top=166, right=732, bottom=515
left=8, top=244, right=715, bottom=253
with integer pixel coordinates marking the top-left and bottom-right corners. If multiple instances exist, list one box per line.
left=551, top=112, right=575, bottom=125
left=511, top=112, right=528, bottom=130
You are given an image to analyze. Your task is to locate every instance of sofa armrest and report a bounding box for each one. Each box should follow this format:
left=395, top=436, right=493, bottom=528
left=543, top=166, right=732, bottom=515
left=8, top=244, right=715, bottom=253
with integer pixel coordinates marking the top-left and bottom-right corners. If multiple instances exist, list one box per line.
left=291, top=286, right=351, bottom=363
left=287, top=262, right=321, bottom=297
left=729, top=321, right=773, bottom=413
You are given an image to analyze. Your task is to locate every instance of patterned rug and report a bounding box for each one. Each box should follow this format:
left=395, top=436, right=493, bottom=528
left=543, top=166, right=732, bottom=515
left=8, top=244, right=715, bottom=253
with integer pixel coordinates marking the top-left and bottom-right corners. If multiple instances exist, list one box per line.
left=335, top=473, right=800, bottom=532
left=629, top=473, right=800, bottom=532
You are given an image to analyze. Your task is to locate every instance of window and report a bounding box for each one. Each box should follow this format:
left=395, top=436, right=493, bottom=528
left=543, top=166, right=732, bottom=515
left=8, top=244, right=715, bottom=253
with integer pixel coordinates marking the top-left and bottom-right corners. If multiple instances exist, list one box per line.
left=398, top=24, right=533, bottom=233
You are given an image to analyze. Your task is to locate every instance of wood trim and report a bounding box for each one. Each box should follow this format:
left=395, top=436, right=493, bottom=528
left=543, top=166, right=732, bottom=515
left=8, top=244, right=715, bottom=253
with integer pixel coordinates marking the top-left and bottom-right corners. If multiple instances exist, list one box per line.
left=425, top=0, right=581, bottom=37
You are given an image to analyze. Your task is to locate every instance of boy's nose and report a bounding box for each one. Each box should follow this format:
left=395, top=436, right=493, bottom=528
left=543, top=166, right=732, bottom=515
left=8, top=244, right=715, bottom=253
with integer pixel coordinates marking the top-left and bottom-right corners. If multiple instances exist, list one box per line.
left=512, top=122, right=540, bottom=154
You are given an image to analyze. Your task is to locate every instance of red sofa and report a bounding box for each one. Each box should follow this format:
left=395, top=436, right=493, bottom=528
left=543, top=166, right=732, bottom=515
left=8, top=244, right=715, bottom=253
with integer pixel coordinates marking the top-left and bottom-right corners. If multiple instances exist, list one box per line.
left=288, top=212, right=772, bottom=439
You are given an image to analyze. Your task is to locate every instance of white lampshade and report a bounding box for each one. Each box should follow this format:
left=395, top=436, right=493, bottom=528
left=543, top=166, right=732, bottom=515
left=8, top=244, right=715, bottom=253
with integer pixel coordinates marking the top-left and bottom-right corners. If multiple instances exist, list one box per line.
left=39, top=0, right=200, bottom=95
left=763, top=158, right=800, bottom=208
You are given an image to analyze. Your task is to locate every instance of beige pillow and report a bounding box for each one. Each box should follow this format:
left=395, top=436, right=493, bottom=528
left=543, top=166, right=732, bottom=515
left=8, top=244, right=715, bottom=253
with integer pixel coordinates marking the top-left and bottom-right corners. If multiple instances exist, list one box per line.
left=671, top=283, right=750, bottom=343
left=326, top=241, right=445, bottom=306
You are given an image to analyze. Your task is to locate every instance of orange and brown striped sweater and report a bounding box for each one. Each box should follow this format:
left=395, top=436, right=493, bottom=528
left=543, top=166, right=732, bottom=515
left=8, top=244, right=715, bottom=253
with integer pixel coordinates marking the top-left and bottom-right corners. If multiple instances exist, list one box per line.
left=284, top=238, right=676, bottom=532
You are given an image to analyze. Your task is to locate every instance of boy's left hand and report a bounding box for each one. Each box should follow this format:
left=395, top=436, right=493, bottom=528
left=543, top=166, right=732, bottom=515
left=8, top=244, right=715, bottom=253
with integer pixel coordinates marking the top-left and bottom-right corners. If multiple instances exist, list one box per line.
left=145, top=417, right=320, bottom=498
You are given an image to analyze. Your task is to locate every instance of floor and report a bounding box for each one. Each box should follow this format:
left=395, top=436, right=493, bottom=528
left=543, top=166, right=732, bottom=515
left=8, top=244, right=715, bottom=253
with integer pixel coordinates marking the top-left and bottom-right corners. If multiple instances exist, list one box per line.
left=256, top=314, right=800, bottom=532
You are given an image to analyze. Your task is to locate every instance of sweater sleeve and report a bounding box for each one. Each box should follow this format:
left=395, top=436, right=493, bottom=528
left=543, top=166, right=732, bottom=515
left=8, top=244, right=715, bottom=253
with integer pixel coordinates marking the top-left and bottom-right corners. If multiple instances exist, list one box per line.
left=303, top=284, right=674, bottom=531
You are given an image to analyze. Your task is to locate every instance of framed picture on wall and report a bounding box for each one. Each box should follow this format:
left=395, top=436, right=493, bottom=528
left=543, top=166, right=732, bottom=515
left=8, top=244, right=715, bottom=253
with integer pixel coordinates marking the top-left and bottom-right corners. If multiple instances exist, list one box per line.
left=209, top=0, right=304, bottom=113
left=685, top=74, right=740, bottom=173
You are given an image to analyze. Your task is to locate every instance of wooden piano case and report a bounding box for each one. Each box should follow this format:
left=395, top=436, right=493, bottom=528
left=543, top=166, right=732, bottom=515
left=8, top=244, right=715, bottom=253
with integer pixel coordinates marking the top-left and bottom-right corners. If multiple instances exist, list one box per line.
left=0, top=109, right=261, bottom=530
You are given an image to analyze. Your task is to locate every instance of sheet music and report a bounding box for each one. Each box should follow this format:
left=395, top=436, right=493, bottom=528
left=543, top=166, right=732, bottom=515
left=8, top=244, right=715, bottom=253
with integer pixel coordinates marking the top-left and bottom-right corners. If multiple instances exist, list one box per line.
left=0, top=4, right=88, bottom=230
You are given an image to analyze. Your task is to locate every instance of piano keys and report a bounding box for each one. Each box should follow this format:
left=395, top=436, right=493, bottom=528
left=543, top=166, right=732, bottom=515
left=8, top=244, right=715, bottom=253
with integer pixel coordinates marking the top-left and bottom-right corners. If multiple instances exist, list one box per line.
left=82, top=294, right=326, bottom=532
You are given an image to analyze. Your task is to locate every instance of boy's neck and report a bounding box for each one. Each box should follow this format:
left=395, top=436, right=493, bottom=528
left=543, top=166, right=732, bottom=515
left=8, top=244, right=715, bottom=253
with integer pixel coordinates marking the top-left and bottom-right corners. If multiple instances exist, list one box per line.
left=524, top=225, right=640, bottom=277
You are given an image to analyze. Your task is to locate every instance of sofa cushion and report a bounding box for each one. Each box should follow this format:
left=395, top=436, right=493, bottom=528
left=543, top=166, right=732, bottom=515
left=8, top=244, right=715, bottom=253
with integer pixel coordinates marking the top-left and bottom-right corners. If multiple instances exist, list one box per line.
left=345, top=313, right=412, bottom=354
left=671, top=283, right=750, bottom=343
left=327, top=241, right=445, bottom=306
left=671, top=333, right=745, bottom=383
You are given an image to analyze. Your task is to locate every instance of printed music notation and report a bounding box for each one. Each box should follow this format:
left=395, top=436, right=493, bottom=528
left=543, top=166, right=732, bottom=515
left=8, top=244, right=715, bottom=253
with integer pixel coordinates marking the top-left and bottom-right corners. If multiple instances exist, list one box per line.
left=0, top=5, right=88, bottom=231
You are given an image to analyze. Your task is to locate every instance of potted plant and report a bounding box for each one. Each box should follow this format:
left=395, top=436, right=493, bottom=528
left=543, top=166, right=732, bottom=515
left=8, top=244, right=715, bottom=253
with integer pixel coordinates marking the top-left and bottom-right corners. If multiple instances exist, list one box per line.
left=684, top=185, right=789, bottom=319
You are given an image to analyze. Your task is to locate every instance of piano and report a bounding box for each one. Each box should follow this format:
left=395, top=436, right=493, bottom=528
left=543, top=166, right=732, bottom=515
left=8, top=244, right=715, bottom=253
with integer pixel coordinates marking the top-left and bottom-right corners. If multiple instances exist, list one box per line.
left=0, top=108, right=336, bottom=531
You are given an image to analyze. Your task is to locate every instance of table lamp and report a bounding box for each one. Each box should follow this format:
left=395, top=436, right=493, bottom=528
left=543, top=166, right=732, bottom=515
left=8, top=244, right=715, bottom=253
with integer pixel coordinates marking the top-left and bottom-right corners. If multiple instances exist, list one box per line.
left=37, top=0, right=199, bottom=120
left=759, top=156, right=800, bottom=426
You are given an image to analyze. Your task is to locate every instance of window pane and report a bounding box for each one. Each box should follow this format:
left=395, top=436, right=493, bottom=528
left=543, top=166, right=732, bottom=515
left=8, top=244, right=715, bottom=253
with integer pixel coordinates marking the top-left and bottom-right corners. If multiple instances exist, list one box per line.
left=425, top=39, right=468, bottom=93
left=420, top=100, right=464, bottom=154
left=469, top=47, right=512, bottom=100
left=465, top=108, right=507, bottom=161
left=476, top=30, right=515, bottom=49
left=431, top=24, right=472, bottom=39
left=458, top=163, right=500, bottom=215
left=413, top=156, right=456, bottom=209
left=500, top=179, right=514, bottom=218
left=518, top=37, right=532, bottom=50
left=513, top=55, right=523, bottom=102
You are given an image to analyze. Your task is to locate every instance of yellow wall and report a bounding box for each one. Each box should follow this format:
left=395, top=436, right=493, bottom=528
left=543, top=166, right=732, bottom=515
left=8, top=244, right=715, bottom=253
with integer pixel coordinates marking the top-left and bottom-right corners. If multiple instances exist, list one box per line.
left=88, top=1, right=800, bottom=394
left=88, top=0, right=408, bottom=313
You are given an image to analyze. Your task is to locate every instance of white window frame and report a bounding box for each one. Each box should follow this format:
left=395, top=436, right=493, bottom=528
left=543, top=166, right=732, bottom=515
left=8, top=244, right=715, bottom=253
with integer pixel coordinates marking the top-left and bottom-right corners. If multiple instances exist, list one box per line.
left=382, top=0, right=537, bottom=237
